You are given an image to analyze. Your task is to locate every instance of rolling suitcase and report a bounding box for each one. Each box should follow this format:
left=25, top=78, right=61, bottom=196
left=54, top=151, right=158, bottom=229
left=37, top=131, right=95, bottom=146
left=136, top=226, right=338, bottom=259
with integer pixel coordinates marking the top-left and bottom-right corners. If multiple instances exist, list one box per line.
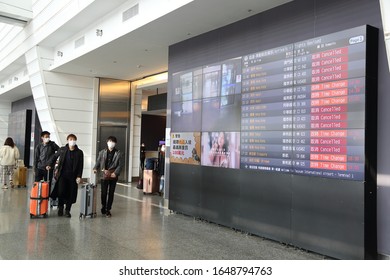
left=79, top=181, right=97, bottom=219
left=49, top=176, right=59, bottom=209
left=17, top=166, right=28, bottom=188
left=30, top=180, right=49, bottom=218
left=143, top=169, right=159, bottom=194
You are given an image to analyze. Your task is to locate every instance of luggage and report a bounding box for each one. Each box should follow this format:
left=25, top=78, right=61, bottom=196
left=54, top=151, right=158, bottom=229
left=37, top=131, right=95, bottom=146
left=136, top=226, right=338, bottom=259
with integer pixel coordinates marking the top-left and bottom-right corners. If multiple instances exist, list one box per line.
left=17, top=166, right=28, bottom=188
left=49, top=177, right=59, bottom=208
left=30, top=181, right=49, bottom=218
left=143, top=169, right=159, bottom=194
left=79, top=182, right=97, bottom=219
left=13, top=159, right=27, bottom=188
left=145, top=158, right=158, bottom=170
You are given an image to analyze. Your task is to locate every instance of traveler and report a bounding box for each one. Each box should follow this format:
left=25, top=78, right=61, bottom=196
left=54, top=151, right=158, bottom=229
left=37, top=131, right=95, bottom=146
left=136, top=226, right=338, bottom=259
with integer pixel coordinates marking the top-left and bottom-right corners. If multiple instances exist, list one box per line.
left=93, top=136, right=123, bottom=218
left=0, top=137, right=20, bottom=189
left=51, top=134, right=84, bottom=217
left=34, top=131, right=59, bottom=182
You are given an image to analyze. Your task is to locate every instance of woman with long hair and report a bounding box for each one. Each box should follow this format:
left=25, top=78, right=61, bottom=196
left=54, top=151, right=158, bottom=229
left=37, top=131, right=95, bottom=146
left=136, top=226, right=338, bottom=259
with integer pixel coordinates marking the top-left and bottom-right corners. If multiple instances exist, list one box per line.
left=0, top=137, right=20, bottom=189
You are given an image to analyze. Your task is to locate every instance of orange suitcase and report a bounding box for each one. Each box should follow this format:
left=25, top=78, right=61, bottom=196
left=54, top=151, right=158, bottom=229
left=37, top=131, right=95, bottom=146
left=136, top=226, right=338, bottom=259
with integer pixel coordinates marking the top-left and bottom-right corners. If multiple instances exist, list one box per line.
left=30, top=181, right=49, bottom=218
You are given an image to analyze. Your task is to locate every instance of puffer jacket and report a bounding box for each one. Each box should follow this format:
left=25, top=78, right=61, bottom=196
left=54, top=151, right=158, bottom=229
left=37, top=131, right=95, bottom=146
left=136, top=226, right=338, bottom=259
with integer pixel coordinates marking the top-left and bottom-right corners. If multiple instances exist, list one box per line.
left=0, top=145, right=20, bottom=165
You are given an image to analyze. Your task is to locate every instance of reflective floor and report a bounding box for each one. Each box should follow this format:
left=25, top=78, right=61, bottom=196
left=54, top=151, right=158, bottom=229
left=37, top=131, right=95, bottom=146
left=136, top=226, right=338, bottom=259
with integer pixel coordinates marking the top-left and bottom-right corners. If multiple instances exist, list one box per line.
left=0, top=170, right=326, bottom=260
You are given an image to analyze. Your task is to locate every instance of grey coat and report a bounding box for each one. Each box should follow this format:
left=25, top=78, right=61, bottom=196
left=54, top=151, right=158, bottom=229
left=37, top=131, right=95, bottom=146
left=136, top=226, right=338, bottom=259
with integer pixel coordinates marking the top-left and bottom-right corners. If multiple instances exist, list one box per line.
left=93, top=148, right=123, bottom=179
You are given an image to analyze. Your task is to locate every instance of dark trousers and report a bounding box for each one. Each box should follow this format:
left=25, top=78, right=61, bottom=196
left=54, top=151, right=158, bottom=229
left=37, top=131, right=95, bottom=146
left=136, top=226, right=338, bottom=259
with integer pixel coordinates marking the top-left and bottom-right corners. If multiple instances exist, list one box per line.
left=101, top=179, right=117, bottom=211
left=57, top=176, right=74, bottom=212
left=35, top=168, right=53, bottom=182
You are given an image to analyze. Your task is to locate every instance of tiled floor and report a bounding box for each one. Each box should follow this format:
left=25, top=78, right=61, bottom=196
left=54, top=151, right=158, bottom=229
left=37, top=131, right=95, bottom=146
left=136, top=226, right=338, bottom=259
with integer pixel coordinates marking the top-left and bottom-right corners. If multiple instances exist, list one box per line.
left=0, top=170, right=326, bottom=260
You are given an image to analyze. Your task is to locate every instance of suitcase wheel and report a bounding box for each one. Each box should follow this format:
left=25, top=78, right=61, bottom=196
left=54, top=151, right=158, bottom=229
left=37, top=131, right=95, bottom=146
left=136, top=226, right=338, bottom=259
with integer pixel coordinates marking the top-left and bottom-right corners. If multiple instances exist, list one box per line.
left=43, top=213, right=47, bottom=218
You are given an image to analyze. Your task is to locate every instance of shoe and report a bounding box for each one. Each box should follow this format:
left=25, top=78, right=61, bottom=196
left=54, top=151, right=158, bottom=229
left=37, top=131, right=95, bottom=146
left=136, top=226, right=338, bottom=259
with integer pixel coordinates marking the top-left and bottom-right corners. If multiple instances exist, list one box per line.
left=106, top=211, right=111, bottom=218
left=10, top=181, right=14, bottom=188
left=58, top=207, right=64, bottom=216
left=2, top=185, right=8, bottom=189
left=101, top=208, right=106, bottom=215
left=65, top=211, right=71, bottom=218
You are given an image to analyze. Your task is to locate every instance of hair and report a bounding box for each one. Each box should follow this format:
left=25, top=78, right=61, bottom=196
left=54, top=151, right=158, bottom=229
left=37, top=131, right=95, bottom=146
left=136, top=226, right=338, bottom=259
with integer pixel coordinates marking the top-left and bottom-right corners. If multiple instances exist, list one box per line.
left=4, top=137, right=15, bottom=148
left=107, top=136, right=117, bottom=143
left=67, top=134, right=77, bottom=140
left=41, top=131, right=50, bottom=137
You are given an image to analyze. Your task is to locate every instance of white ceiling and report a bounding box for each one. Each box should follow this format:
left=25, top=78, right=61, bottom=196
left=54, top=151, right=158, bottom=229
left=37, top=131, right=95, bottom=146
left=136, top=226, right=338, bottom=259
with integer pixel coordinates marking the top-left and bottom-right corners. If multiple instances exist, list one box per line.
left=2, top=0, right=292, bottom=101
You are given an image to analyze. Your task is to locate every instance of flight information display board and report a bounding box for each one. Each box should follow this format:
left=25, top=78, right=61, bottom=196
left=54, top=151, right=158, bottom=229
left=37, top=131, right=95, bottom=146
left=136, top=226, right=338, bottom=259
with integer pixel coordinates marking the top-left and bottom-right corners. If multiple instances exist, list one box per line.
left=240, top=26, right=367, bottom=180
left=171, top=26, right=372, bottom=181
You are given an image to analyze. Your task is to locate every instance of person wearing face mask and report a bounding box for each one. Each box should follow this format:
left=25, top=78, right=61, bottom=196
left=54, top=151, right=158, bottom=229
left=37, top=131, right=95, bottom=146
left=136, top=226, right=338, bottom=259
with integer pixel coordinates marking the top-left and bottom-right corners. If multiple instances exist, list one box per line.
left=93, top=136, right=123, bottom=218
left=34, top=131, right=59, bottom=182
left=50, top=134, right=84, bottom=217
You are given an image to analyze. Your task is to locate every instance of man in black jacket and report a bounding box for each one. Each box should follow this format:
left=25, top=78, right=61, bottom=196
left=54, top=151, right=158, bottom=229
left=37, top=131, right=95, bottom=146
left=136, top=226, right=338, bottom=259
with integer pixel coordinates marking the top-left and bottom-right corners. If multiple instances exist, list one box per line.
left=34, top=131, right=59, bottom=182
left=93, top=136, right=123, bottom=218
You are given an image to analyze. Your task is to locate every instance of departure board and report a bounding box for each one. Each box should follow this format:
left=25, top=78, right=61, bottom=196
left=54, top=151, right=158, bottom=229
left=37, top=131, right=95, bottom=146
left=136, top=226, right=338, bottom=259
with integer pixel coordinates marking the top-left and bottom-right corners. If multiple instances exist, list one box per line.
left=240, top=26, right=367, bottom=180
left=171, top=26, right=372, bottom=181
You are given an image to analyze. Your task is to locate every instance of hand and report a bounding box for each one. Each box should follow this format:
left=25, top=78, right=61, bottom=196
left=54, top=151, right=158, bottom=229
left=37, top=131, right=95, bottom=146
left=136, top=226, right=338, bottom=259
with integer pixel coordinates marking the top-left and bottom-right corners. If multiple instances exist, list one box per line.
left=46, top=166, right=51, bottom=170
left=76, top=177, right=82, bottom=184
left=110, top=173, right=117, bottom=178
left=93, top=169, right=97, bottom=174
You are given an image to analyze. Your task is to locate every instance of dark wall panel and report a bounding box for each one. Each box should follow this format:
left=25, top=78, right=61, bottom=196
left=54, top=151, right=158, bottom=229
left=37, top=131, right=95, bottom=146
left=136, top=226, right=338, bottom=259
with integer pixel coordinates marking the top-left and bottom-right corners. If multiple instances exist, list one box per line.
left=291, top=176, right=365, bottom=259
left=168, top=0, right=385, bottom=259
left=238, top=170, right=292, bottom=243
left=169, top=163, right=202, bottom=217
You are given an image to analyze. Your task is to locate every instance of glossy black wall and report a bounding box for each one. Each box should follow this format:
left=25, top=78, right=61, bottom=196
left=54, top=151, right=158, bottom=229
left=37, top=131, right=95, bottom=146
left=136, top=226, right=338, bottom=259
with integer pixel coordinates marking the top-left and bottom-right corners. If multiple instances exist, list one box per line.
left=168, top=0, right=382, bottom=259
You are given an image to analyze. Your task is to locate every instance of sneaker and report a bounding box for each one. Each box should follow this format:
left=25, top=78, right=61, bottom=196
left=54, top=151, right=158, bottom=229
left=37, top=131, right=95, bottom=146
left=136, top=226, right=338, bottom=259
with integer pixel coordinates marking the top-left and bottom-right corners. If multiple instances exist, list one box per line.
left=101, top=208, right=106, bottom=215
left=2, top=185, right=8, bottom=189
left=106, top=211, right=111, bottom=218
left=58, top=207, right=64, bottom=216
left=65, top=211, right=71, bottom=218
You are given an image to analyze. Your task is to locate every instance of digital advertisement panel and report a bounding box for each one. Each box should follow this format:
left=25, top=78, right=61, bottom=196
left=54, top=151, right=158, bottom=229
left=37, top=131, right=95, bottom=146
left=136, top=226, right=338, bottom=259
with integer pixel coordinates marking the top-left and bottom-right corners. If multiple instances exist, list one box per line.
left=170, top=132, right=201, bottom=165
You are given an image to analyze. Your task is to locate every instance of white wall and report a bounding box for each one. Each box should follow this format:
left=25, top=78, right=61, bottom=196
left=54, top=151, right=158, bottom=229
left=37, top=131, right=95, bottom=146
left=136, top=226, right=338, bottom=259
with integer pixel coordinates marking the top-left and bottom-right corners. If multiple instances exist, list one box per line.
left=0, top=101, right=11, bottom=144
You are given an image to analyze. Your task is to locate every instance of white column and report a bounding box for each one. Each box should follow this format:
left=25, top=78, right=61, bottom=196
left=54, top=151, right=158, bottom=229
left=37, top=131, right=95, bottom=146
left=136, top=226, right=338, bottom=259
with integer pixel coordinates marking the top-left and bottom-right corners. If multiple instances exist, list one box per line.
left=25, top=46, right=97, bottom=180
left=0, top=101, right=11, bottom=144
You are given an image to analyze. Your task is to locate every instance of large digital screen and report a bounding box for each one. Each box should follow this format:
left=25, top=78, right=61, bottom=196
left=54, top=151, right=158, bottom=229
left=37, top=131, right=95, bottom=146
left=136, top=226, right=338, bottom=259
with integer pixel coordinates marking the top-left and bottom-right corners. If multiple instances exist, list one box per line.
left=170, top=26, right=371, bottom=181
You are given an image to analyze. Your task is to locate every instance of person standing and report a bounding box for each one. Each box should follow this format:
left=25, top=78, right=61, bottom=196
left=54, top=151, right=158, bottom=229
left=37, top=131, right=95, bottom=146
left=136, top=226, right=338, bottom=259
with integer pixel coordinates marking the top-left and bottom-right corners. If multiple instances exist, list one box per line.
left=34, top=131, right=59, bottom=182
left=93, top=136, right=123, bottom=218
left=0, top=137, right=20, bottom=189
left=51, top=134, right=83, bottom=217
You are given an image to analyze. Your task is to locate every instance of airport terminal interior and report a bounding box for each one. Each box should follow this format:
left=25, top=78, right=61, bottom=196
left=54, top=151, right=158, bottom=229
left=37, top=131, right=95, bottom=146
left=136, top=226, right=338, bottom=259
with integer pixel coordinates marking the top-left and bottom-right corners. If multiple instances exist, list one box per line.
left=1, top=0, right=390, bottom=260
left=0, top=171, right=326, bottom=260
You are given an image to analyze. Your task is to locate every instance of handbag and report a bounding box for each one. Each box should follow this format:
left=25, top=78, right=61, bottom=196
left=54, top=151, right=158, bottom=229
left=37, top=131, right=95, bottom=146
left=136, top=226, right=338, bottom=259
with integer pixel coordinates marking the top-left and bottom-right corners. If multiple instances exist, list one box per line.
left=103, top=169, right=116, bottom=180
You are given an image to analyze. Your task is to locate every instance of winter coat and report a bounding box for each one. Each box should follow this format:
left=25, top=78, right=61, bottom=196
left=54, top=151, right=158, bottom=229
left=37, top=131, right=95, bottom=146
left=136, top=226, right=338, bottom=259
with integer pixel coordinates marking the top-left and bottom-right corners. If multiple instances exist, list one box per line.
left=50, top=144, right=83, bottom=203
left=93, top=148, right=123, bottom=179
left=34, top=141, right=59, bottom=170
left=0, top=145, right=20, bottom=166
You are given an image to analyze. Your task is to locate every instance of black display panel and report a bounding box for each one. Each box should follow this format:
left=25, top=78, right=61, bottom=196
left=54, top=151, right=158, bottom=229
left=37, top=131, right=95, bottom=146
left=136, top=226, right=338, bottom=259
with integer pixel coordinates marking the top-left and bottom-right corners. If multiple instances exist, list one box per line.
left=171, top=26, right=372, bottom=181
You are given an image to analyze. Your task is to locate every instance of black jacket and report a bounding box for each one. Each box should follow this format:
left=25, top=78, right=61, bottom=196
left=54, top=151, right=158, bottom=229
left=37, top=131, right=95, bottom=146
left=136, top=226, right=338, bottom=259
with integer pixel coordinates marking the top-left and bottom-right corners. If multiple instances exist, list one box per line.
left=34, top=141, right=59, bottom=170
left=50, top=144, right=83, bottom=203
left=54, top=144, right=84, bottom=180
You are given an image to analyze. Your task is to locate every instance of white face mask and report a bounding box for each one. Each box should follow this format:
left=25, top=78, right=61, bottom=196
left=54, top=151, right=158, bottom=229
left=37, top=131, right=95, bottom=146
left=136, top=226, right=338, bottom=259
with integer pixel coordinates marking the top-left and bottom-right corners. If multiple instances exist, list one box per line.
left=68, top=140, right=76, bottom=147
left=107, top=141, right=116, bottom=149
left=43, top=137, right=50, bottom=143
